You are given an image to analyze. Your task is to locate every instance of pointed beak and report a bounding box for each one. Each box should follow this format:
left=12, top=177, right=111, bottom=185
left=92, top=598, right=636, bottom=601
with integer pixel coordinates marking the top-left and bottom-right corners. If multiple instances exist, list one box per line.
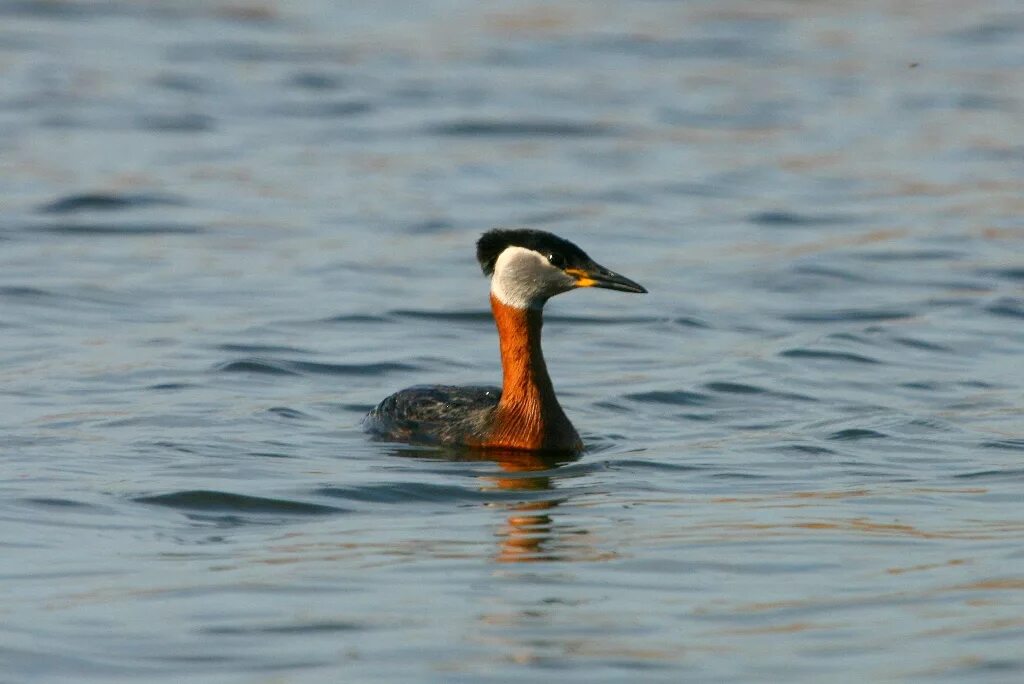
left=566, top=264, right=648, bottom=294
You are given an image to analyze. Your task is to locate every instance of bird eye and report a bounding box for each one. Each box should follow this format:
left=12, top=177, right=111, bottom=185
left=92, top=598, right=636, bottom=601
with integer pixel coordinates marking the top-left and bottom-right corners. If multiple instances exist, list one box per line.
left=547, top=252, right=566, bottom=269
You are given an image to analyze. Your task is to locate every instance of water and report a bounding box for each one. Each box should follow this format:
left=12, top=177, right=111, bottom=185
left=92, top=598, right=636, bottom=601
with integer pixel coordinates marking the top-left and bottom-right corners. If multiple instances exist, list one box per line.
left=2, top=1, right=1023, bottom=681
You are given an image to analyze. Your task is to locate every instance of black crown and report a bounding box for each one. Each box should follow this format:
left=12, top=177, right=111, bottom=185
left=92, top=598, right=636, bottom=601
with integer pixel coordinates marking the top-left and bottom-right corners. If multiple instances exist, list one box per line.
left=476, top=228, right=590, bottom=276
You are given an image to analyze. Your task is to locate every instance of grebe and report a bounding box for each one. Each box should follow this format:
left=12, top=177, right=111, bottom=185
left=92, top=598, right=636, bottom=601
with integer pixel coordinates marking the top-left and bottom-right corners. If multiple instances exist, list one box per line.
left=363, top=228, right=647, bottom=452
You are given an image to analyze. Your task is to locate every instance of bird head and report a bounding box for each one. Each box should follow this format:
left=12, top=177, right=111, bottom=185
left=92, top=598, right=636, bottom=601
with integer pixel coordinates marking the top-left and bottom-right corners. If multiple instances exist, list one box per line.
left=477, top=228, right=647, bottom=309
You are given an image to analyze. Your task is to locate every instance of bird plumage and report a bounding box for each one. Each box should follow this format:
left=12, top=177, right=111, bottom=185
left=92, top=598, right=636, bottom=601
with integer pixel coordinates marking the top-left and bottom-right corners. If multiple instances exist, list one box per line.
left=364, top=228, right=646, bottom=453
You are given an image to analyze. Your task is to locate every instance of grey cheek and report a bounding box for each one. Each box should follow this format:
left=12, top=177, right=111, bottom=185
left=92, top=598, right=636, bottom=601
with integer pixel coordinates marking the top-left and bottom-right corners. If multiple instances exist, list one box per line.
left=554, top=272, right=576, bottom=292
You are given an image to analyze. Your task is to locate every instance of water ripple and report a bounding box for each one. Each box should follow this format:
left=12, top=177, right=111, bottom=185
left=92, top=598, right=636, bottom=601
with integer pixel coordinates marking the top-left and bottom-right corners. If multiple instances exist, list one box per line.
left=891, top=336, right=952, bottom=352
left=827, top=429, right=888, bottom=441
left=314, top=481, right=572, bottom=505
left=780, top=348, right=881, bottom=364
left=202, top=620, right=364, bottom=635
left=783, top=309, right=913, bottom=323
left=588, top=34, right=775, bottom=60
left=167, top=41, right=349, bottom=63
left=852, top=250, right=964, bottom=262
left=981, top=267, right=1024, bottom=282
left=427, top=120, right=616, bottom=138
left=985, top=298, right=1024, bottom=319
left=703, top=382, right=816, bottom=402
left=20, top=497, right=103, bottom=510
left=322, top=314, right=391, bottom=324
left=981, top=439, right=1024, bottom=452
left=30, top=222, right=203, bottom=235
left=216, top=343, right=314, bottom=355
left=624, top=390, right=713, bottom=406
left=953, top=468, right=1024, bottom=481
left=288, top=71, right=346, bottom=90
left=265, top=407, right=312, bottom=420
left=135, top=490, right=346, bottom=515
left=137, top=113, right=215, bottom=132
left=215, top=358, right=416, bottom=376
left=608, top=459, right=709, bottom=473
left=37, top=192, right=183, bottom=213
left=271, top=100, right=373, bottom=118
left=748, top=210, right=857, bottom=227
left=0, top=285, right=51, bottom=299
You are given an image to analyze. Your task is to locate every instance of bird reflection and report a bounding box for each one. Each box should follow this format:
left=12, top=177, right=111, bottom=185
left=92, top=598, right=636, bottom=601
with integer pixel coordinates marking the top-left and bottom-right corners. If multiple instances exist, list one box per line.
left=480, top=449, right=574, bottom=563
left=389, top=446, right=601, bottom=563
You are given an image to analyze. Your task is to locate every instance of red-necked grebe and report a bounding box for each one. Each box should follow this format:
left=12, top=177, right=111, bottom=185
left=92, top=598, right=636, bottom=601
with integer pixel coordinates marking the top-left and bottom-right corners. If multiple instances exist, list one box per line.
left=364, top=228, right=647, bottom=452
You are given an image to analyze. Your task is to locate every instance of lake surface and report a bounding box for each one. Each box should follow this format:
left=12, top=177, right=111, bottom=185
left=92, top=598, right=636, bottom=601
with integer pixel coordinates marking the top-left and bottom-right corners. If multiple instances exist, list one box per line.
left=2, top=1, right=1023, bottom=681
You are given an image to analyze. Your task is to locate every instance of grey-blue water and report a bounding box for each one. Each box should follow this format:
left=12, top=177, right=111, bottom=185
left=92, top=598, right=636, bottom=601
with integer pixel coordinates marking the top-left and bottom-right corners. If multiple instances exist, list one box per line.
left=2, top=1, right=1023, bottom=681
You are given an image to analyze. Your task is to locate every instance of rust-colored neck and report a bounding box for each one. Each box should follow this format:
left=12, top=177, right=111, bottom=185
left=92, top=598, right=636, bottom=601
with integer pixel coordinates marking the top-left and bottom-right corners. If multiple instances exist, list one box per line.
left=482, top=295, right=580, bottom=451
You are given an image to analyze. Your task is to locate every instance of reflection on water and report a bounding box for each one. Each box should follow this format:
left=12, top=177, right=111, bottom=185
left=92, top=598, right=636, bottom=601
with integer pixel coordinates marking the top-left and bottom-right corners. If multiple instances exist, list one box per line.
left=487, top=455, right=568, bottom=564
left=395, top=448, right=608, bottom=563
